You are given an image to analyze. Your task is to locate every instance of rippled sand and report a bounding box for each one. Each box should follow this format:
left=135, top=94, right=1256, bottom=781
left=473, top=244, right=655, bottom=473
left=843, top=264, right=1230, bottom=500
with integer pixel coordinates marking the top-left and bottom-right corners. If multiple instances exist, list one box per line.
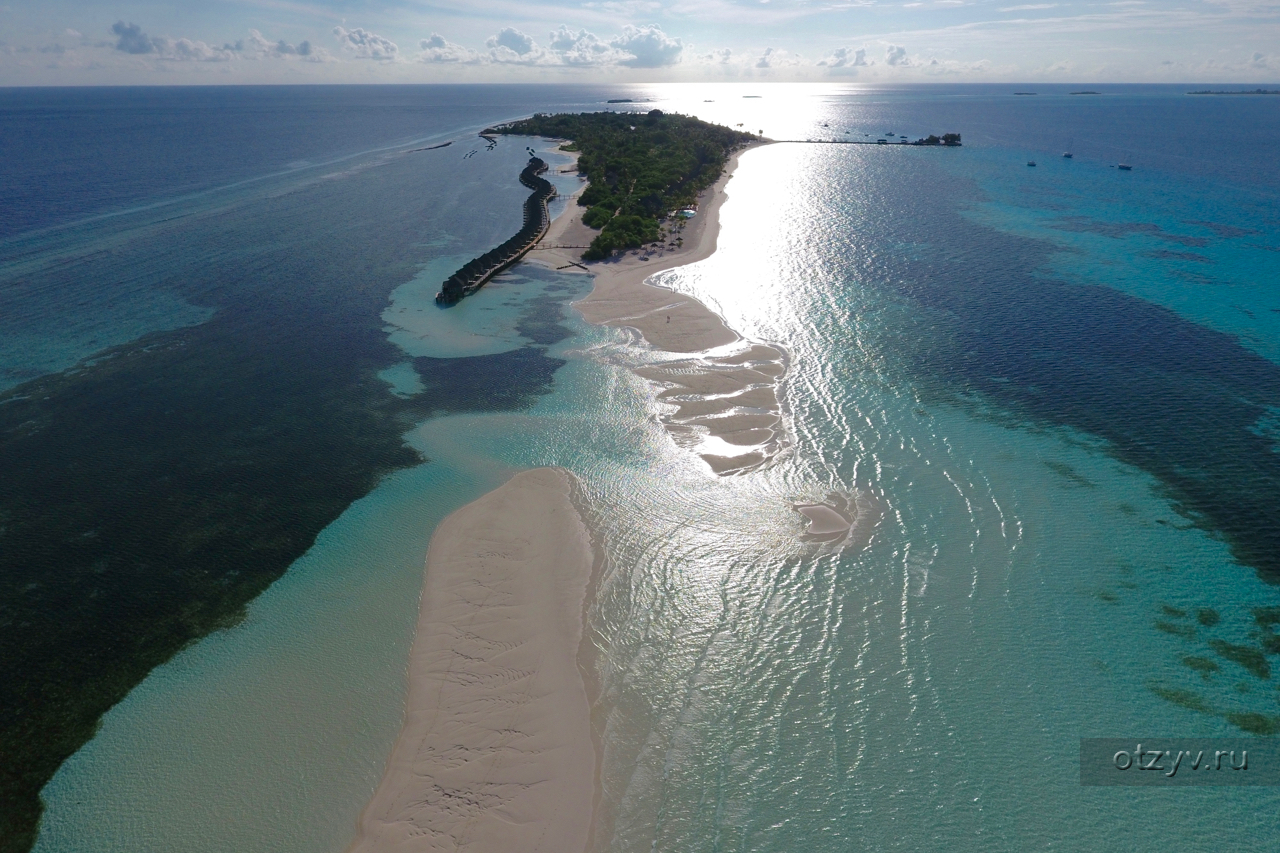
left=632, top=343, right=787, bottom=474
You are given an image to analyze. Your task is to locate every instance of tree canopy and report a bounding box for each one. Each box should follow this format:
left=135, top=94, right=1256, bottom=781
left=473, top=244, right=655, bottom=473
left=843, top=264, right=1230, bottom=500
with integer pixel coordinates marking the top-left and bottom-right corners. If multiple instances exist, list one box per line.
left=492, top=111, right=756, bottom=260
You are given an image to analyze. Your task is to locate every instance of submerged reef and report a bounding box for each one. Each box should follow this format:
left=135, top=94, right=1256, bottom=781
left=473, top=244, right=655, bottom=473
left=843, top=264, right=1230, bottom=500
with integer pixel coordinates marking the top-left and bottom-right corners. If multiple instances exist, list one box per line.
left=0, top=166, right=576, bottom=850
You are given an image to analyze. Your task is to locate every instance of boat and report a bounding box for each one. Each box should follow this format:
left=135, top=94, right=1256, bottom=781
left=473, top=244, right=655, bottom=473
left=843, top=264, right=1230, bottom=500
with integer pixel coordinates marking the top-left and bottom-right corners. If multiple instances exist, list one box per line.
left=1063, top=152, right=1073, bottom=158
left=1027, top=160, right=1037, bottom=167
left=1118, top=163, right=1132, bottom=170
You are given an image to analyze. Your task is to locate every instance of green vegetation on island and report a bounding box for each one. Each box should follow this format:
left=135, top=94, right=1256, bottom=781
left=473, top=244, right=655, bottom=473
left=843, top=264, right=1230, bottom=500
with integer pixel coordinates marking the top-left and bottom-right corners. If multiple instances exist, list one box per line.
left=491, top=110, right=757, bottom=260
left=914, top=133, right=962, bottom=146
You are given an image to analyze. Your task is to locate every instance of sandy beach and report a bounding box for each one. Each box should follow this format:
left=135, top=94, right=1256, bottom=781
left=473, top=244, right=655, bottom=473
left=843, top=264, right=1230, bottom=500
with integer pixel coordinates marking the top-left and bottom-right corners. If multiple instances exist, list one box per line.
left=348, top=142, right=781, bottom=853
left=346, top=468, right=598, bottom=853
left=532, top=143, right=789, bottom=476
left=533, top=145, right=753, bottom=353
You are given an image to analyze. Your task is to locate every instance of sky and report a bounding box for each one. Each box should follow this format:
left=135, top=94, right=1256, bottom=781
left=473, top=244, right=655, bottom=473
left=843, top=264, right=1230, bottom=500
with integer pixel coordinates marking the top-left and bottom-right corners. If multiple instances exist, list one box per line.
left=0, top=0, right=1276, bottom=85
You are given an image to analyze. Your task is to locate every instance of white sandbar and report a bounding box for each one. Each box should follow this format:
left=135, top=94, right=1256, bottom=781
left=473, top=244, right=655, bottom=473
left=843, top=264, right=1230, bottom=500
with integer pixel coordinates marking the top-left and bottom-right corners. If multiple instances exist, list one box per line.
left=346, top=468, right=597, bottom=853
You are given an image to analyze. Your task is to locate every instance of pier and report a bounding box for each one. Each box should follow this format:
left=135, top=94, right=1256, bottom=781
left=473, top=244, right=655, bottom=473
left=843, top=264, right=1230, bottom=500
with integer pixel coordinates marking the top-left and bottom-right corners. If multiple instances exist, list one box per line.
left=436, top=156, right=557, bottom=305
left=775, top=135, right=962, bottom=147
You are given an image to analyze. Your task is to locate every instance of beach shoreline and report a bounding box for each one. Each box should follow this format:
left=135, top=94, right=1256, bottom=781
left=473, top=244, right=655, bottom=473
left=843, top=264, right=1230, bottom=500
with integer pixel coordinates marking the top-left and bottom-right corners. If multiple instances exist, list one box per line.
left=533, top=142, right=790, bottom=475
left=531, top=143, right=761, bottom=353
left=345, top=468, right=599, bottom=853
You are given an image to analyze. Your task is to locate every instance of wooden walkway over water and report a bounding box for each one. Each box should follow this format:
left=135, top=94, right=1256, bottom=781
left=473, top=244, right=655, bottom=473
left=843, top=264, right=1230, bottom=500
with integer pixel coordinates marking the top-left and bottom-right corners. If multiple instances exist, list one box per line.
left=774, top=139, right=962, bottom=147
left=435, top=157, right=557, bottom=305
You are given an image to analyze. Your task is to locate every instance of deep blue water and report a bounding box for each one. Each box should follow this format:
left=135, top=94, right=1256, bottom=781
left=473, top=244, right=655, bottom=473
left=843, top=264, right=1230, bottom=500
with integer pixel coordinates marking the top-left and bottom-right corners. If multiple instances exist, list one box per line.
left=0, top=85, right=616, bottom=238
left=8, top=84, right=1275, bottom=242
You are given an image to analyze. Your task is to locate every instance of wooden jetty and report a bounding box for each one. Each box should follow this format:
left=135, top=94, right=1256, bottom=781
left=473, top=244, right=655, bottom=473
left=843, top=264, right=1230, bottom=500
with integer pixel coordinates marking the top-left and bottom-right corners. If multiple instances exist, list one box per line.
left=436, top=156, right=557, bottom=305
left=775, top=136, right=962, bottom=147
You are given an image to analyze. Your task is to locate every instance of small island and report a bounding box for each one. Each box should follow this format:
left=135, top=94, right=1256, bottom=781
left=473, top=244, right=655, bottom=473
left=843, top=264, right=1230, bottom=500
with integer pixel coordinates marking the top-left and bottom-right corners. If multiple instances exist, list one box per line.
left=433, top=111, right=755, bottom=304
left=495, top=111, right=756, bottom=261
left=1070, top=91, right=1101, bottom=95
left=1187, top=89, right=1280, bottom=95
left=434, top=111, right=961, bottom=304
left=912, top=133, right=962, bottom=147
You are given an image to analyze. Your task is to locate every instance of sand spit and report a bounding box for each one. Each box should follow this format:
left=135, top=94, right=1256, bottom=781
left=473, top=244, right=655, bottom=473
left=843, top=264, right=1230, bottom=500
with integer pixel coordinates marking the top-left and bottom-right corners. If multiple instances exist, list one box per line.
left=793, top=490, right=883, bottom=552
left=530, top=144, right=788, bottom=475
left=347, top=468, right=598, bottom=853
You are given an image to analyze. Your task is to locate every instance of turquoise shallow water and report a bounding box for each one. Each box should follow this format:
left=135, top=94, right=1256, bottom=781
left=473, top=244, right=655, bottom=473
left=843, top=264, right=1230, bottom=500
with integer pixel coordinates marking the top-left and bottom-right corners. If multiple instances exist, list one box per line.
left=25, top=86, right=1280, bottom=851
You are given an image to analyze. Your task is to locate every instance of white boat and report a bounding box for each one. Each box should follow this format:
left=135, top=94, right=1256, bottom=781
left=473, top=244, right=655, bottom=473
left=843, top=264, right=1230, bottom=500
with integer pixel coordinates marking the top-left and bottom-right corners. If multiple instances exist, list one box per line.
left=1027, top=160, right=1037, bottom=167
left=1118, top=163, right=1132, bottom=171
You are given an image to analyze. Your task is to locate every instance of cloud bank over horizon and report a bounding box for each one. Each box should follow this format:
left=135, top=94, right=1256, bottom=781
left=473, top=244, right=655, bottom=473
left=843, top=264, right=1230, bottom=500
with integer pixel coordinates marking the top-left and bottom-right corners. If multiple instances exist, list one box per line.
left=1, top=0, right=1276, bottom=84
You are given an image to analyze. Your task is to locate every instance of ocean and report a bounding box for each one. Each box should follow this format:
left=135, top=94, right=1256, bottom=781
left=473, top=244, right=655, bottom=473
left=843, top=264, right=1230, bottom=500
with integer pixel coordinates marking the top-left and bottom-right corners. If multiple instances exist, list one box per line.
left=2, top=83, right=1278, bottom=852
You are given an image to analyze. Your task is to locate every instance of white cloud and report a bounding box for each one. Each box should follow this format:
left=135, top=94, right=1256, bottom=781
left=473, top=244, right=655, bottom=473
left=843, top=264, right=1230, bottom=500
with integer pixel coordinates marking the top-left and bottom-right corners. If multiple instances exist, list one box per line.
left=243, top=29, right=327, bottom=61
left=885, top=43, right=910, bottom=65
left=1251, top=51, right=1268, bottom=68
left=419, top=33, right=480, bottom=63
left=547, top=26, right=617, bottom=65
left=755, top=46, right=802, bottom=68
left=484, top=27, right=554, bottom=64
left=548, top=26, right=595, bottom=52
left=111, top=22, right=237, bottom=62
left=819, top=46, right=870, bottom=68
left=333, top=26, right=398, bottom=61
left=611, top=24, right=683, bottom=67
left=999, top=3, right=1058, bottom=8
left=65, top=28, right=81, bottom=38
left=921, top=56, right=994, bottom=74
left=165, top=37, right=238, bottom=62
left=112, top=21, right=158, bottom=55
left=110, top=22, right=329, bottom=63
left=475, top=24, right=683, bottom=68
left=488, top=27, right=536, bottom=56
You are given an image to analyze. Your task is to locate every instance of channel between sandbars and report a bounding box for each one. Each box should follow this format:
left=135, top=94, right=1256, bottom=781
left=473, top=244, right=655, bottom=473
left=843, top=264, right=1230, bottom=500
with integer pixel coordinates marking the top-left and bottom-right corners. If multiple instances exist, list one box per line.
left=346, top=467, right=598, bottom=853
